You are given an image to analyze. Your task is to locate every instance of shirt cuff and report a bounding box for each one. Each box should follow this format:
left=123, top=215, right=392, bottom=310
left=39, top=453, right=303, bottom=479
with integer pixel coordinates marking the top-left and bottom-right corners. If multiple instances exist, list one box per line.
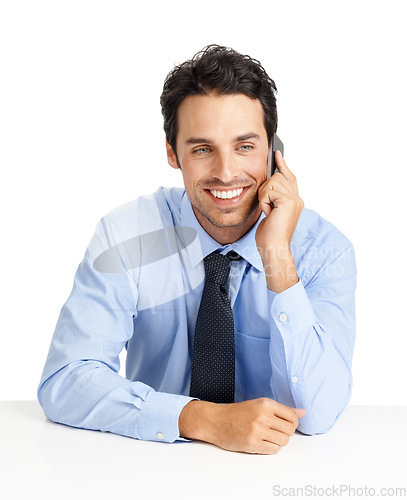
left=138, top=390, right=197, bottom=443
left=268, top=278, right=317, bottom=337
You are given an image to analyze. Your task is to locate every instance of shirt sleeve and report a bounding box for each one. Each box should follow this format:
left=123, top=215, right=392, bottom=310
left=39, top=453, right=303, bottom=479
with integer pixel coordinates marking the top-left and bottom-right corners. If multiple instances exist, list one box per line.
left=267, top=244, right=357, bottom=435
left=37, top=218, right=195, bottom=443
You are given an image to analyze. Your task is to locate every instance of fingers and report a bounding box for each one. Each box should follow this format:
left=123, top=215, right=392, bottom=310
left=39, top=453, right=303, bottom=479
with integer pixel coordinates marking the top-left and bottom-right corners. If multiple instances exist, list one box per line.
left=247, top=428, right=298, bottom=455
left=250, top=419, right=300, bottom=455
left=255, top=398, right=304, bottom=433
left=293, top=408, right=307, bottom=418
left=258, top=186, right=288, bottom=217
left=264, top=428, right=291, bottom=448
left=258, top=152, right=301, bottom=219
left=255, top=435, right=285, bottom=455
left=258, top=187, right=279, bottom=217
left=253, top=440, right=281, bottom=455
left=258, top=158, right=298, bottom=215
left=267, top=413, right=298, bottom=436
left=274, top=402, right=305, bottom=424
left=244, top=432, right=286, bottom=455
left=262, top=151, right=298, bottom=198
left=260, top=172, right=293, bottom=198
left=208, top=398, right=306, bottom=455
left=275, top=150, right=297, bottom=184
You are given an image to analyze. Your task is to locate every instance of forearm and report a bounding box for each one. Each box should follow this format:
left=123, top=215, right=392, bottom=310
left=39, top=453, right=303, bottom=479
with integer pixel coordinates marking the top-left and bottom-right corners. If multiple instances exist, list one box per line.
left=38, top=217, right=195, bottom=444
left=259, top=245, right=299, bottom=293
left=258, top=242, right=355, bottom=434
left=178, top=400, right=219, bottom=442
left=38, top=359, right=194, bottom=443
left=270, top=325, right=353, bottom=434
left=268, top=277, right=355, bottom=434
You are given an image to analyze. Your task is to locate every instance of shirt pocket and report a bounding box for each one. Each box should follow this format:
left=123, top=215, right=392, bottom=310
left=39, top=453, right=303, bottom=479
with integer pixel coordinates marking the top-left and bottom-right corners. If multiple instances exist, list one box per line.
left=235, top=329, right=274, bottom=401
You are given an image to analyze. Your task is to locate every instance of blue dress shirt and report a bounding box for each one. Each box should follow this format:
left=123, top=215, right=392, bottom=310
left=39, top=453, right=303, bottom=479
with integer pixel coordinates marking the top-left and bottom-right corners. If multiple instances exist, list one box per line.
left=38, top=187, right=357, bottom=443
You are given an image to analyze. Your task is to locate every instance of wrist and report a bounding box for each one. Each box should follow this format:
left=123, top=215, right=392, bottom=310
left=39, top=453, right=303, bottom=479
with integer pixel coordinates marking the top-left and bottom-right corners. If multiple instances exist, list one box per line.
left=178, top=400, right=219, bottom=443
left=259, top=245, right=299, bottom=293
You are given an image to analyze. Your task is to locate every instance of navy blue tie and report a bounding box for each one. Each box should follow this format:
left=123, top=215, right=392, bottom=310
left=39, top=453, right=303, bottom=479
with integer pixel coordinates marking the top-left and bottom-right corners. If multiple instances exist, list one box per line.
left=189, top=251, right=240, bottom=404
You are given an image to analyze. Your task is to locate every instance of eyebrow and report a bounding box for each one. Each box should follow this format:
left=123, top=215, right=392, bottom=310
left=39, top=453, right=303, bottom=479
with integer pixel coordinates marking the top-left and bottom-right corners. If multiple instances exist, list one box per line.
left=235, top=133, right=260, bottom=142
left=184, top=132, right=260, bottom=145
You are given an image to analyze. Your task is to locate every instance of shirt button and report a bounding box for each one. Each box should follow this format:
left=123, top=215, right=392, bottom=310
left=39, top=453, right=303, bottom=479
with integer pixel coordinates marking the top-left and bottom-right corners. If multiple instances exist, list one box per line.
left=156, top=432, right=165, bottom=440
left=291, top=376, right=298, bottom=383
left=279, top=313, right=288, bottom=323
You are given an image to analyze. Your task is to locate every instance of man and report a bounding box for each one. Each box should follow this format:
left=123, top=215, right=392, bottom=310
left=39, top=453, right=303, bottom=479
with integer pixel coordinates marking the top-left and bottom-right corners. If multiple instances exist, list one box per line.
left=38, top=45, right=357, bottom=455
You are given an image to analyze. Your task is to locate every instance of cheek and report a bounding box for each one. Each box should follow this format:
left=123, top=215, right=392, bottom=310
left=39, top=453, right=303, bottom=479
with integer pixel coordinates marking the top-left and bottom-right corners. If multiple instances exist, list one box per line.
left=181, top=163, right=207, bottom=189
left=247, top=158, right=267, bottom=182
left=178, top=164, right=197, bottom=186
left=181, top=173, right=202, bottom=200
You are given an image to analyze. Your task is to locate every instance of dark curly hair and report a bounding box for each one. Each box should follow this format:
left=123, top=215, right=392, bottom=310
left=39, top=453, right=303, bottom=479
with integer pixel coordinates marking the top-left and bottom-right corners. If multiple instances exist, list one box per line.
left=160, top=44, right=278, bottom=160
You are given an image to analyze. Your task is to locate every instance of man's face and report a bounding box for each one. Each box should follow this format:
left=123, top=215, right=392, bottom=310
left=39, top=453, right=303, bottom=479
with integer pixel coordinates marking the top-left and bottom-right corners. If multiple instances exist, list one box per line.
left=166, top=93, right=269, bottom=241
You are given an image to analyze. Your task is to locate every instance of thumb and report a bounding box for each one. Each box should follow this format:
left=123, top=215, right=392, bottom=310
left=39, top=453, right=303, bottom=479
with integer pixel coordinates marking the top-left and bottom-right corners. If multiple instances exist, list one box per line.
left=292, top=408, right=306, bottom=418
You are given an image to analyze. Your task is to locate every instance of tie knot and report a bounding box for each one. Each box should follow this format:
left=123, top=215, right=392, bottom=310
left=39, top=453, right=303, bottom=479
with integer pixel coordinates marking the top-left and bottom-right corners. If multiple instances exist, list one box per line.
left=203, top=252, right=231, bottom=285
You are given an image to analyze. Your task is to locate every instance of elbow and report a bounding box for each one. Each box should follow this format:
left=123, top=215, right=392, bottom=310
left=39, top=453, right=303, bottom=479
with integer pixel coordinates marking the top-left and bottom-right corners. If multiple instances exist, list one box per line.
left=296, top=416, right=335, bottom=436
left=296, top=376, right=353, bottom=436
left=296, top=401, right=350, bottom=436
left=37, top=360, right=88, bottom=425
left=37, top=375, right=64, bottom=424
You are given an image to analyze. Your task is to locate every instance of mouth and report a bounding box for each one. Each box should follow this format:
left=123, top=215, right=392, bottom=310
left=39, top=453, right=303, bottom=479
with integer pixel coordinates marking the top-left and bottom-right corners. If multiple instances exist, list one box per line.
left=208, top=187, right=245, bottom=200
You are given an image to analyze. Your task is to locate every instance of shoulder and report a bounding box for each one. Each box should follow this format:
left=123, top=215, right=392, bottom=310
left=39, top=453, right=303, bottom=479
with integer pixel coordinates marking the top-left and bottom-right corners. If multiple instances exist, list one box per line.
left=86, top=187, right=187, bottom=272
left=294, top=206, right=353, bottom=254
left=99, top=187, right=186, bottom=237
left=291, top=207, right=356, bottom=283
left=291, top=207, right=356, bottom=285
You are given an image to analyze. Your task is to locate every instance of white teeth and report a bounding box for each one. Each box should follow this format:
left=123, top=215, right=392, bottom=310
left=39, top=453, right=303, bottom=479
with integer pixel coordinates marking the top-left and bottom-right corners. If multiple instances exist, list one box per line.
left=210, top=188, right=244, bottom=199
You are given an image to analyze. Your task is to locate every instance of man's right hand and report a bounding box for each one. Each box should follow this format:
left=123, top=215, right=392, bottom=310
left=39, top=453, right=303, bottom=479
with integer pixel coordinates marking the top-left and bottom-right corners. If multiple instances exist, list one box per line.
left=178, top=397, right=306, bottom=455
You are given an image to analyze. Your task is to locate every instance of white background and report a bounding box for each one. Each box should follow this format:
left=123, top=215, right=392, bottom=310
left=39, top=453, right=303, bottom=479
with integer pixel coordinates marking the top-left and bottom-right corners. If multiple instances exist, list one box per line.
left=1, top=0, right=406, bottom=405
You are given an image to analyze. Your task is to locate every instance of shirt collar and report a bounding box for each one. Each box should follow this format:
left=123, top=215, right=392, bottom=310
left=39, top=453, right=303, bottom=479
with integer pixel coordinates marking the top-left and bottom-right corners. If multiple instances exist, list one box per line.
left=180, top=191, right=264, bottom=272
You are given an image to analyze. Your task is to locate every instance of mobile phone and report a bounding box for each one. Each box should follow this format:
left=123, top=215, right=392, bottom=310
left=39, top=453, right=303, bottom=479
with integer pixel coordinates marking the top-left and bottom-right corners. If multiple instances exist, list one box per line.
left=267, top=133, right=284, bottom=179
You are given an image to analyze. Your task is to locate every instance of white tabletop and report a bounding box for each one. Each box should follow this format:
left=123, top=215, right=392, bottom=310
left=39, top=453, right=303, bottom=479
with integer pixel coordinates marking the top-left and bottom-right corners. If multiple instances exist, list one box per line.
left=0, top=401, right=406, bottom=499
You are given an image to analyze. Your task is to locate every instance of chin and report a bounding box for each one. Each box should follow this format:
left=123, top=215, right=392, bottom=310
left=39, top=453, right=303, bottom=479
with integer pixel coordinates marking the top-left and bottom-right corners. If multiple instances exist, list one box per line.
left=202, top=206, right=260, bottom=229
left=191, top=193, right=260, bottom=231
left=206, top=215, right=251, bottom=229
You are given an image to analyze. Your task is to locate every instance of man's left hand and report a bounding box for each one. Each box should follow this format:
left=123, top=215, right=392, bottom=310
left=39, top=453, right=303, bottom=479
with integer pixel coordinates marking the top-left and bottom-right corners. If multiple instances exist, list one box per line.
left=255, top=150, right=304, bottom=292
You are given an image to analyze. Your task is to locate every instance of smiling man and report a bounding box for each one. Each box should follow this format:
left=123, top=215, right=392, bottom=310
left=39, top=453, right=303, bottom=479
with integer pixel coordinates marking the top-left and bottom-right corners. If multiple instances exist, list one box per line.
left=38, top=45, right=357, bottom=455
left=169, top=94, right=268, bottom=239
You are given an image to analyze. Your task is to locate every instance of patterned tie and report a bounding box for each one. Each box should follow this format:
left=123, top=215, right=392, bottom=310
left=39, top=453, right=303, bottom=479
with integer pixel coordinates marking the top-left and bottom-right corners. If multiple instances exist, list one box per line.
left=189, top=250, right=241, bottom=404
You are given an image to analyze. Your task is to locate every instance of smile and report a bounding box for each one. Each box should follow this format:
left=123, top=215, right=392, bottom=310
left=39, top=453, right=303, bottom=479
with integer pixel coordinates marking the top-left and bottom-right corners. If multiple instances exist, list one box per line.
left=209, top=188, right=244, bottom=200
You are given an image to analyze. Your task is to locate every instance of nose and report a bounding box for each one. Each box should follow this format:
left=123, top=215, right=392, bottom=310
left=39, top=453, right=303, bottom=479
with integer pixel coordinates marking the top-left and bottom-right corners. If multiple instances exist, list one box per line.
left=210, top=150, right=239, bottom=183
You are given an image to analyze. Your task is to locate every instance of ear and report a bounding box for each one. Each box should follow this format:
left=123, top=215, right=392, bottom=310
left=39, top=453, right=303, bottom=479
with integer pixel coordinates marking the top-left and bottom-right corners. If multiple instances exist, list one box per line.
left=165, top=138, right=180, bottom=170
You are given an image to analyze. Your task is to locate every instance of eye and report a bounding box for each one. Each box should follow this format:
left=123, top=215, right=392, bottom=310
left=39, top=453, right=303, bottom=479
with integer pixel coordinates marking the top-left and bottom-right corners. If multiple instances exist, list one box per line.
left=239, top=144, right=253, bottom=152
left=193, top=147, right=211, bottom=155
